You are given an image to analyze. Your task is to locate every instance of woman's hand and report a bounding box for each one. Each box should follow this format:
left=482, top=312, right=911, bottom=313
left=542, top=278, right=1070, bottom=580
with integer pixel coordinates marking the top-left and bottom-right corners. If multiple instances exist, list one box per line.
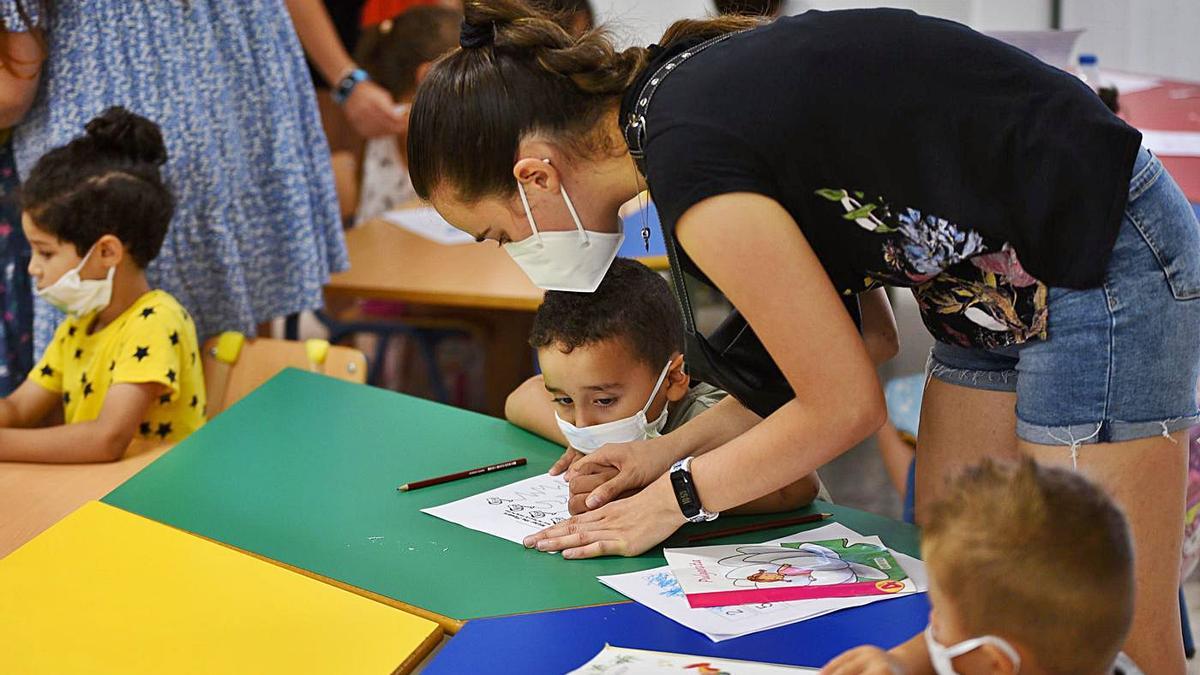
left=565, top=436, right=681, bottom=511
left=343, top=80, right=408, bottom=138
left=821, top=646, right=908, bottom=675
left=522, top=475, right=686, bottom=558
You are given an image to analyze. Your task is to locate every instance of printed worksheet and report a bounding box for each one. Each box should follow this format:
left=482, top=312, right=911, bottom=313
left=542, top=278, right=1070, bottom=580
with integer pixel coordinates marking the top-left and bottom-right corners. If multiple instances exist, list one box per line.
left=382, top=207, right=476, bottom=245
left=569, top=645, right=818, bottom=674
left=665, top=535, right=915, bottom=608
left=598, top=524, right=927, bottom=642
left=421, top=473, right=570, bottom=544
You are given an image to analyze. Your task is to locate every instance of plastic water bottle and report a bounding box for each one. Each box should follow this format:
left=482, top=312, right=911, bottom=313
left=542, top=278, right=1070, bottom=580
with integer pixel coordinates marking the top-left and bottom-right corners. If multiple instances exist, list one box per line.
left=1077, top=53, right=1120, bottom=113
left=1077, top=53, right=1101, bottom=88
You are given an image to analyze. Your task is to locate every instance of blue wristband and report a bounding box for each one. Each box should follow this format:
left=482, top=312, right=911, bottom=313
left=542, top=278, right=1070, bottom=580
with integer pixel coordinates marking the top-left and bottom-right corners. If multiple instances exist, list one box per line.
left=333, top=68, right=368, bottom=104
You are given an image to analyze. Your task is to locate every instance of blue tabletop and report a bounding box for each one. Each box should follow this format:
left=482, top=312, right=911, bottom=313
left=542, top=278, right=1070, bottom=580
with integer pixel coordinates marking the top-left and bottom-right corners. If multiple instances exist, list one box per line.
left=426, top=594, right=930, bottom=674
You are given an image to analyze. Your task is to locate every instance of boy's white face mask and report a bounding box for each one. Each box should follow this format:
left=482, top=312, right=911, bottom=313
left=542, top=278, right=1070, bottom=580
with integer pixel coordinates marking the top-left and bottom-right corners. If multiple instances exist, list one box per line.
left=555, top=361, right=672, bottom=453
left=925, top=625, right=1021, bottom=675
left=504, top=160, right=624, bottom=293
left=36, top=244, right=115, bottom=317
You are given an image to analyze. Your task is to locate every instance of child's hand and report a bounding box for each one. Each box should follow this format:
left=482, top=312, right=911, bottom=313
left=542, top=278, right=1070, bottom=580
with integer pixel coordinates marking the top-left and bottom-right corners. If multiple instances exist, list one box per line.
left=564, top=438, right=677, bottom=511
left=821, top=646, right=908, bottom=675
left=548, top=447, right=584, bottom=477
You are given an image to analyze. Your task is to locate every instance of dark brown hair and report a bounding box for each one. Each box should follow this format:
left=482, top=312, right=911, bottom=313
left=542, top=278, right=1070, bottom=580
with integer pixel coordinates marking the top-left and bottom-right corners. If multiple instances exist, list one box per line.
left=22, top=107, right=174, bottom=268
left=923, top=458, right=1133, bottom=674
left=407, top=0, right=761, bottom=203
left=354, top=5, right=461, bottom=101
left=530, top=258, right=684, bottom=369
left=713, top=0, right=782, bottom=17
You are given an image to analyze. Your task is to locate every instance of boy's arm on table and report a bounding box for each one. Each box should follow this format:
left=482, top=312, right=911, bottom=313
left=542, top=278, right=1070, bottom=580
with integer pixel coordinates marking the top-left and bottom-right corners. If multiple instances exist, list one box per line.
left=0, top=382, right=162, bottom=463
left=821, top=633, right=933, bottom=675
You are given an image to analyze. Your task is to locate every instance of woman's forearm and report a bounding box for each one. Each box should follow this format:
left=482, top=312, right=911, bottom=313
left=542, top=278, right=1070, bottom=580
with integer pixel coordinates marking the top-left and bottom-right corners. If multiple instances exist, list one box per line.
left=688, top=393, right=885, bottom=514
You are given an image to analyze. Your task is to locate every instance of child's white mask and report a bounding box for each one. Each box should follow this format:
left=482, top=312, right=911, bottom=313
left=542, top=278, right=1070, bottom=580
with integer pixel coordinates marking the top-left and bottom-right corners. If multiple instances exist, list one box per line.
left=925, top=625, right=1021, bottom=675
left=504, top=160, right=624, bottom=293
left=36, top=244, right=115, bottom=317
left=555, top=361, right=672, bottom=453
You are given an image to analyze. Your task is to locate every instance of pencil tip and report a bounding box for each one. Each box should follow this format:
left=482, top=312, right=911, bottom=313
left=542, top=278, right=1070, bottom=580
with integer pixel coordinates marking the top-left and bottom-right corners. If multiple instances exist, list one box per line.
left=398, top=485, right=409, bottom=492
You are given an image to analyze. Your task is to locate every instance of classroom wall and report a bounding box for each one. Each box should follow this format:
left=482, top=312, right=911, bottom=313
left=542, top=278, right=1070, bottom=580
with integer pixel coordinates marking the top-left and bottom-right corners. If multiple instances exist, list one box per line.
left=597, top=0, right=1200, bottom=83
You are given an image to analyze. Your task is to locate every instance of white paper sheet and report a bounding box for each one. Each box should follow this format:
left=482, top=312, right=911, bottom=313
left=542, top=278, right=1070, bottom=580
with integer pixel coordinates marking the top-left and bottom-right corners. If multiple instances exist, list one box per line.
left=984, top=30, right=1083, bottom=70
left=598, top=524, right=927, bottom=642
left=1139, top=129, right=1200, bottom=157
left=382, top=207, right=475, bottom=245
left=422, top=473, right=570, bottom=544
left=568, top=645, right=818, bottom=674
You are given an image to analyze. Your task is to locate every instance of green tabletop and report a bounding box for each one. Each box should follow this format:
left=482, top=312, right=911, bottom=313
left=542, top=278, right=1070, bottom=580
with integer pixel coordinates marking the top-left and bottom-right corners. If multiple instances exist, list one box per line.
left=104, top=369, right=919, bottom=626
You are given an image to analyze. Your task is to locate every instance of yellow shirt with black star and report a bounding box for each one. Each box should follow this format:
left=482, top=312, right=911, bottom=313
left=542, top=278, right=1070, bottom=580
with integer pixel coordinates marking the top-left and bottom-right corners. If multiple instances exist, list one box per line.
left=31, top=290, right=206, bottom=447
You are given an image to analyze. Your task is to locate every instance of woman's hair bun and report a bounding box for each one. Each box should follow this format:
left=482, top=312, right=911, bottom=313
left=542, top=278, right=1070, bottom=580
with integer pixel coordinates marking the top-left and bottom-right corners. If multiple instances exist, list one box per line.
left=83, top=106, right=168, bottom=166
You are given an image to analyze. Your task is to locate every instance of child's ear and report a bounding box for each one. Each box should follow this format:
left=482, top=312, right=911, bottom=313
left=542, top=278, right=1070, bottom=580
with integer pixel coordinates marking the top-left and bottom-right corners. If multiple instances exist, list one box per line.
left=664, top=352, right=689, bottom=402
left=978, top=642, right=1021, bottom=675
left=94, top=234, right=125, bottom=269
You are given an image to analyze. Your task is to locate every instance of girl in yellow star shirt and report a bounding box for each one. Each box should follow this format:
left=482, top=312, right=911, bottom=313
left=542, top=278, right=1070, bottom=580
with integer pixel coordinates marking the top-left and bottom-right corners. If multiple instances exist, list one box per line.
left=0, top=107, right=204, bottom=462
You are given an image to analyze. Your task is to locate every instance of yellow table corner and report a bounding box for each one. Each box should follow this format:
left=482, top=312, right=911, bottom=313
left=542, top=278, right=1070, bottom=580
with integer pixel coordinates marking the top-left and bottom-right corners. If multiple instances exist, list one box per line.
left=0, top=501, right=441, bottom=674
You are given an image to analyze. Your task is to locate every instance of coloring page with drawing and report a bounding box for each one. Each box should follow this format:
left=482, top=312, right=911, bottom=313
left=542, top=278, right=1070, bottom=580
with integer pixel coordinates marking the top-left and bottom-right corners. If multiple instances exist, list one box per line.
left=568, top=645, right=818, bottom=674
left=664, top=535, right=915, bottom=608
left=598, top=524, right=928, bottom=641
left=421, top=473, right=571, bottom=544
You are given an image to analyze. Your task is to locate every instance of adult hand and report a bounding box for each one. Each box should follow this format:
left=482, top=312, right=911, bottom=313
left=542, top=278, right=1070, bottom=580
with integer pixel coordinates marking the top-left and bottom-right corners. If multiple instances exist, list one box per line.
left=567, top=466, right=638, bottom=515
left=342, top=80, right=407, bottom=138
left=564, top=436, right=680, bottom=511
left=522, top=476, right=686, bottom=558
left=548, top=447, right=584, bottom=477
left=820, top=646, right=908, bottom=675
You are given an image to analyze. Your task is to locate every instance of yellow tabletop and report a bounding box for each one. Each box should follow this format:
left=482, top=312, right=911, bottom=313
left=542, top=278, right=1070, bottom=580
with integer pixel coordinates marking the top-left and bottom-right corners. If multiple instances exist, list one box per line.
left=0, top=501, right=441, bottom=674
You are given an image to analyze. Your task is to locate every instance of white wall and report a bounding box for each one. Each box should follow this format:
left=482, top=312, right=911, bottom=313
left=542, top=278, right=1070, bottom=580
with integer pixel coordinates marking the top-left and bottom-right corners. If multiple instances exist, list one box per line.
left=596, top=0, right=1199, bottom=82
left=1063, top=0, right=1200, bottom=81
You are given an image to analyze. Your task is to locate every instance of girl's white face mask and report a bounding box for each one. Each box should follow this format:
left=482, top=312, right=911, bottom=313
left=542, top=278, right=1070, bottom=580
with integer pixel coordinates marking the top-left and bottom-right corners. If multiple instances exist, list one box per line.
left=504, top=160, right=624, bottom=293
left=555, top=361, right=672, bottom=453
left=36, top=244, right=115, bottom=317
left=925, top=625, right=1021, bottom=675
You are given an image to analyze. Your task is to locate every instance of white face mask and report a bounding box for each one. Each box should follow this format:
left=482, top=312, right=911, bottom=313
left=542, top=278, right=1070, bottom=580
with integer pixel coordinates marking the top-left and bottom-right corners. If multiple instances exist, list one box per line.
left=504, top=161, right=624, bottom=293
left=925, top=625, right=1021, bottom=675
left=36, top=244, right=115, bottom=317
left=555, top=361, right=673, bottom=453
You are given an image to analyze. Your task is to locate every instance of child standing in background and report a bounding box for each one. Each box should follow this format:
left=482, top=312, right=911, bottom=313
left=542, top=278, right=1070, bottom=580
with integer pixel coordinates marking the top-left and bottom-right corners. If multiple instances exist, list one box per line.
left=352, top=5, right=461, bottom=223
left=0, top=107, right=204, bottom=462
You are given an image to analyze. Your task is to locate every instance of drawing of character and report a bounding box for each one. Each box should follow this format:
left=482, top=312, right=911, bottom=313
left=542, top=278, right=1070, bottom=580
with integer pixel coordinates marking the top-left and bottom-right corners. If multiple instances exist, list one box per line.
left=718, top=542, right=889, bottom=589
left=683, top=663, right=729, bottom=675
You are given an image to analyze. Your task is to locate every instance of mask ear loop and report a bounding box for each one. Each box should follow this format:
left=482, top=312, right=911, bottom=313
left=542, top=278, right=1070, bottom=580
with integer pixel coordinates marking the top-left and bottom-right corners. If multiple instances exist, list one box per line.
left=640, top=359, right=675, bottom=416
left=557, top=180, right=590, bottom=247
left=516, top=181, right=544, bottom=248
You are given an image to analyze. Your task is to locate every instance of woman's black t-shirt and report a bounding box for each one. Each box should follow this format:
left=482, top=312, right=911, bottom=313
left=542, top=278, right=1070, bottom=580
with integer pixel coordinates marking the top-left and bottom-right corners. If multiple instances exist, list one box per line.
left=620, top=9, right=1142, bottom=349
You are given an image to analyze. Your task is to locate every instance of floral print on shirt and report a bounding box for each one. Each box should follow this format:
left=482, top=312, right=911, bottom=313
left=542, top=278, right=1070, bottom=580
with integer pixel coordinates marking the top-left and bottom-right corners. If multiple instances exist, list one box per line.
left=816, top=188, right=1048, bottom=349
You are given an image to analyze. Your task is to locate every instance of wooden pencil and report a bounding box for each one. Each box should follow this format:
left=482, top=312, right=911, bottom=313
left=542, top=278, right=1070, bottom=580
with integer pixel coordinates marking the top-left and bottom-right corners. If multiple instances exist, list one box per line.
left=397, top=457, right=527, bottom=491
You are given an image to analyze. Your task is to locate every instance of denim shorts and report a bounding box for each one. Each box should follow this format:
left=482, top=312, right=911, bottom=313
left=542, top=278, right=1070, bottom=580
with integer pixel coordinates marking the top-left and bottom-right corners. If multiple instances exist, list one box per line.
left=928, top=146, right=1200, bottom=447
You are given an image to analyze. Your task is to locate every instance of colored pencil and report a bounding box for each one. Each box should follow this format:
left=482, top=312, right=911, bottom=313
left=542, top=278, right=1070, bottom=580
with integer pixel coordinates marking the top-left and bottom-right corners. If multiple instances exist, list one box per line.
left=685, top=512, right=833, bottom=544
left=397, top=458, right=527, bottom=491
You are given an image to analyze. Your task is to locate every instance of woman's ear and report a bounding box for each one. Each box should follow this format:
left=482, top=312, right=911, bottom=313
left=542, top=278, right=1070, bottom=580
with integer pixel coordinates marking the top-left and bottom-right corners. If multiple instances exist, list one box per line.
left=664, top=352, right=690, bottom=402
left=513, top=139, right=562, bottom=194
left=93, top=234, right=125, bottom=270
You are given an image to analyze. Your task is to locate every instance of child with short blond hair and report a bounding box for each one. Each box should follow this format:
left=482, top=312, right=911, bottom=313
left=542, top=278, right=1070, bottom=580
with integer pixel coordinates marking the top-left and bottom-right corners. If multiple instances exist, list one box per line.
left=823, top=458, right=1140, bottom=675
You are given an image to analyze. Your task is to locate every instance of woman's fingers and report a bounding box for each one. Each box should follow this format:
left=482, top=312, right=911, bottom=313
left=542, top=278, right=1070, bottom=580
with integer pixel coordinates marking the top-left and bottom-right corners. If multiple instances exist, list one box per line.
left=522, top=509, right=603, bottom=548
left=564, top=450, right=616, bottom=482
left=584, top=470, right=637, bottom=510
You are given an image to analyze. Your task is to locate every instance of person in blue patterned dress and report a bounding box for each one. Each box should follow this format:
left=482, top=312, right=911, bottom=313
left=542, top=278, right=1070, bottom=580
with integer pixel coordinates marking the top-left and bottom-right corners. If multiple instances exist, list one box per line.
left=2, top=0, right=350, bottom=354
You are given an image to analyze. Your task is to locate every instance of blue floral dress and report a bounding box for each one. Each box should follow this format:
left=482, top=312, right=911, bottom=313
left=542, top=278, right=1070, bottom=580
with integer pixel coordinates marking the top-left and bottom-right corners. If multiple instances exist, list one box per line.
left=0, top=131, right=33, bottom=394
left=2, top=0, right=348, bottom=355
